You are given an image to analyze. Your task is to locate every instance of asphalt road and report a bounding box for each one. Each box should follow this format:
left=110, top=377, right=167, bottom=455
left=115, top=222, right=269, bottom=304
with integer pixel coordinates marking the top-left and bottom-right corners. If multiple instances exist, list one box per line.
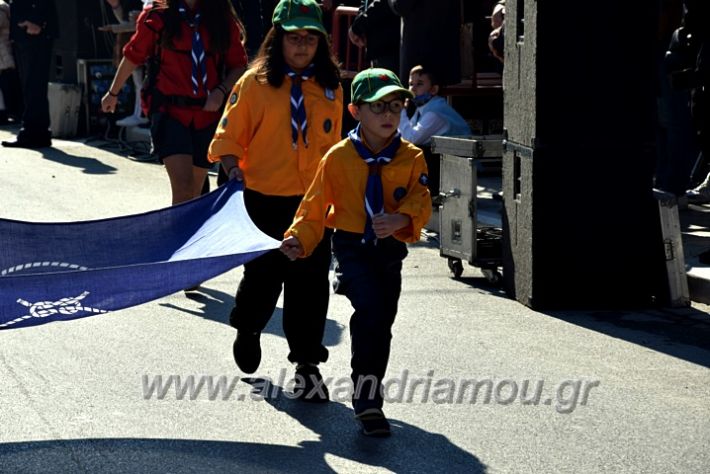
left=1, top=128, right=709, bottom=473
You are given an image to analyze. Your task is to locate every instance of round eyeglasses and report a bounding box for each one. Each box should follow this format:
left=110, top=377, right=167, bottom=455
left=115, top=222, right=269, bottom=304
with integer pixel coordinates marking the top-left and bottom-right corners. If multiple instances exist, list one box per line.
left=365, top=99, right=405, bottom=115
left=285, top=33, right=320, bottom=47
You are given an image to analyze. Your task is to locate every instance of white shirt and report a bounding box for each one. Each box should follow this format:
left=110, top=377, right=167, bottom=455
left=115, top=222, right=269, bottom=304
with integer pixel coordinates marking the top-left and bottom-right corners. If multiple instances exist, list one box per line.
left=398, top=100, right=450, bottom=145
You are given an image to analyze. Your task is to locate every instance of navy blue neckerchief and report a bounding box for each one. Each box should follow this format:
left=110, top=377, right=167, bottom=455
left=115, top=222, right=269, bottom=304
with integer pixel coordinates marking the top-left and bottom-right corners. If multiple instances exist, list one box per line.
left=178, top=1, right=207, bottom=95
left=285, top=64, right=315, bottom=149
left=348, top=124, right=402, bottom=243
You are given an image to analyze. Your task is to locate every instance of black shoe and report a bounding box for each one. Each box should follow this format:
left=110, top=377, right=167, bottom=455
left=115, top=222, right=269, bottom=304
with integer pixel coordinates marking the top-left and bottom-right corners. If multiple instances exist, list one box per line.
left=1, top=137, right=51, bottom=149
left=232, top=331, right=261, bottom=374
left=293, top=364, right=329, bottom=403
left=355, top=408, right=391, bottom=437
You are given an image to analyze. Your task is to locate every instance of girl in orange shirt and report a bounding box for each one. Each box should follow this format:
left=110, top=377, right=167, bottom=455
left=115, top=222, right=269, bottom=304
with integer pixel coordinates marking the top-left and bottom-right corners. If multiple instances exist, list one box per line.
left=209, top=0, right=343, bottom=402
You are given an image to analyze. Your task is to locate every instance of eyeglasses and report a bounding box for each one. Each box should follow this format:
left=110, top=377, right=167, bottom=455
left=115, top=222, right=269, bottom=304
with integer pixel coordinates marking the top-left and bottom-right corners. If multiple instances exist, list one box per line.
left=364, top=99, right=405, bottom=115
left=285, top=33, right=319, bottom=47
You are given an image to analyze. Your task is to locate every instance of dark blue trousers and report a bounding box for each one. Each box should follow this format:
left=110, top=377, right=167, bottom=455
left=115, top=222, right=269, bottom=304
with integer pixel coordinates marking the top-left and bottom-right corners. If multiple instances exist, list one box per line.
left=332, top=231, right=408, bottom=413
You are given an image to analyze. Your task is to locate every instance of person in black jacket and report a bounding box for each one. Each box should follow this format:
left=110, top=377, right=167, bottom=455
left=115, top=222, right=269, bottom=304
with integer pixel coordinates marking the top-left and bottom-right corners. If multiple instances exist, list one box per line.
left=230, top=0, right=279, bottom=58
left=389, top=0, right=461, bottom=86
left=348, top=0, right=399, bottom=73
left=681, top=0, right=710, bottom=204
left=1, top=0, right=58, bottom=149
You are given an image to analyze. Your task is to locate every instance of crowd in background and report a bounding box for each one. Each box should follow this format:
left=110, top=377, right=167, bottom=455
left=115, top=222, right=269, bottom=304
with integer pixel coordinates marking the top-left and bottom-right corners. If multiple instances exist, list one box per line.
left=0, top=0, right=708, bottom=437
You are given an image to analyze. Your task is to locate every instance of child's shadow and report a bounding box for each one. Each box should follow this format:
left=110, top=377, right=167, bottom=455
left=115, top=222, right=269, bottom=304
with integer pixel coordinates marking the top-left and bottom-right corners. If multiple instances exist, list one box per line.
left=242, top=378, right=487, bottom=473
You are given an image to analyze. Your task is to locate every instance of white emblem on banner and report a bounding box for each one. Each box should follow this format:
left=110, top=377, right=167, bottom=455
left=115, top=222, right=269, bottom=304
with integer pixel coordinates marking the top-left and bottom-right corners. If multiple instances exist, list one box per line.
left=0, top=291, right=108, bottom=328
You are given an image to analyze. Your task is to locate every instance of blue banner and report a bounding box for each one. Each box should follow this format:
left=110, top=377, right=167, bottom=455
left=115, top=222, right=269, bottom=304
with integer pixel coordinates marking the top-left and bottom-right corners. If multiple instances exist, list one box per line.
left=0, top=181, right=280, bottom=329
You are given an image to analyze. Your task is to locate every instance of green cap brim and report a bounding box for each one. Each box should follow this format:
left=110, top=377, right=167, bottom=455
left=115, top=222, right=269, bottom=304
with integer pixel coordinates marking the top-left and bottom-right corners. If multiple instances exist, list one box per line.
left=281, top=18, right=326, bottom=35
left=359, top=84, right=414, bottom=103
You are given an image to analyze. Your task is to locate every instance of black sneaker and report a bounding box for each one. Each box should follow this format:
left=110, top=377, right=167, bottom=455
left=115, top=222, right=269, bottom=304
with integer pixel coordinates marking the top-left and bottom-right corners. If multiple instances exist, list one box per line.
left=293, top=364, right=329, bottom=403
left=232, top=331, right=261, bottom=374
left=355, top=408, right=391, bottom=437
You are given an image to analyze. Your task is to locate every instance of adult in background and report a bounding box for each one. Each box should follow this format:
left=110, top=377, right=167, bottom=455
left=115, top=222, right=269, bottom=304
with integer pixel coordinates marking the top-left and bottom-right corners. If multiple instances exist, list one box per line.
left=348, top=0, right=399, bottom=73
left=0, top=0, right=15, bottom=125
left=656, top=0, right=697, bottom=202
left=389, top=0, right=462, bottom=86
left=1, top=0, right=57, bottom=149
left=231, top=0, right=278, bottom=58
left=101, top=0, right=247, bottom=206
left=105, top=0, right=150, bottom=128
left=682, top=0, right=710, bottom=205
left=488, top=0, right=505, bottom=64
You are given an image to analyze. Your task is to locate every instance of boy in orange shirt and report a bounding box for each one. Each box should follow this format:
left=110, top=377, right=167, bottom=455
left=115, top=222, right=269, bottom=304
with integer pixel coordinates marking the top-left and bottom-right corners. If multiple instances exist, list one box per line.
left=281, top=68, right=432, bottom=436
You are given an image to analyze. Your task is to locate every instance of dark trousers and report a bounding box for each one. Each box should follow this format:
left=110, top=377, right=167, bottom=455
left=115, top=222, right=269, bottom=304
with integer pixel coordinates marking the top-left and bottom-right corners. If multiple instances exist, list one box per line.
left=332, top=231, right=408, bottom=413
left=230, top=189, right=331, bottom=365
left=656, top=60, right=698, bottom=195
left=14, top=38, right=52, bottom=138
left=0, top=67, right=22, bottom=119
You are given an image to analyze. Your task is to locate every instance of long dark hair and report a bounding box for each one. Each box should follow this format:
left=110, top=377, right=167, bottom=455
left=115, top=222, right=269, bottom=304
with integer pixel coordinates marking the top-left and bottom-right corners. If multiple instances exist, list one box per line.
left=251, top=26, right=341, bottom=91
left=153, top=0, right=244, bottom=54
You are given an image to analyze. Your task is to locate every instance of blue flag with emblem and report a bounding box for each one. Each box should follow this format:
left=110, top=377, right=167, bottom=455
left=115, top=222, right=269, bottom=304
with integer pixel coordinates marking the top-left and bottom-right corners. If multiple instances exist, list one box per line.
left=0, top=181, right=279, bottom=330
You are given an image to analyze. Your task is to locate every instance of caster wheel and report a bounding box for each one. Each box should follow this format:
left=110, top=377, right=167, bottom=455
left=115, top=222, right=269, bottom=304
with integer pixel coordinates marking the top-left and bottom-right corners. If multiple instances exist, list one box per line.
left=448, top=258, right=464, bottom=279
left=482, top=268, right=502, bottom=285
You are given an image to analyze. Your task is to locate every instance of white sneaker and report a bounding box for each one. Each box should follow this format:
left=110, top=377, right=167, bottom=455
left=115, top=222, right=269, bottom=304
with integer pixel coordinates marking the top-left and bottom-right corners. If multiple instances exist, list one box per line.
left=116, top=115, right=149, bottom=127
left=686, top=177, right=710, bottom=204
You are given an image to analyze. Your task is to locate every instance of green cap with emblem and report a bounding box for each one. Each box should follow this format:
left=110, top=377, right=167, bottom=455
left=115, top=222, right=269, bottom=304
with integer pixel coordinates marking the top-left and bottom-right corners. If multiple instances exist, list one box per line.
left=272, top=0, right=326, bottom=35
left=351, top=68, right=414, bottom=104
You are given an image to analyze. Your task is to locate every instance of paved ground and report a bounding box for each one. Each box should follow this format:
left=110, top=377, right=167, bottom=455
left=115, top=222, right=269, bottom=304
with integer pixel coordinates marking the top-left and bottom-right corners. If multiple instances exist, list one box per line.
left=680, top=200, right=710, bottom=304
left=1, top=128, right=709, bottom=473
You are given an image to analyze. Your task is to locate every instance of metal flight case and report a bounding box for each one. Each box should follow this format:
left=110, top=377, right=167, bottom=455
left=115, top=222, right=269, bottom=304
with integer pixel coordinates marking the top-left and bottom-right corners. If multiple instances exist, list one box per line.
left=431, top=135, right=504, bottom=284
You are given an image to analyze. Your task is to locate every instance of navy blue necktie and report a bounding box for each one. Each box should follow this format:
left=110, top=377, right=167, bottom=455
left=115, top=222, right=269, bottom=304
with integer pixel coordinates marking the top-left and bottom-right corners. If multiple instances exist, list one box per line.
left=348, top=125, right=402, bottom=243
left=285, top=64, right=315, bottom=149
left=179, top=2, right=207, bottom=96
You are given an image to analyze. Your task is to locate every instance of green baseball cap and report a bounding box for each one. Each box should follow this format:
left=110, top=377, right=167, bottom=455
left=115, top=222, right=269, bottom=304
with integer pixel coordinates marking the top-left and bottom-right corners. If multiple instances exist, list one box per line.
left=351, top=68, right=414, bottom=104
left=272, top=0, right=326, bottom=35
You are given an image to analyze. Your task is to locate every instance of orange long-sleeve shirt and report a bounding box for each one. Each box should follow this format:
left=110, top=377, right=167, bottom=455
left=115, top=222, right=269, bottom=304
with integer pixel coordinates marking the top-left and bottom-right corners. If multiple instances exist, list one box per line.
left=286, top=137, right=432, bottom=257
left=208, top=68, right=343, bottom=196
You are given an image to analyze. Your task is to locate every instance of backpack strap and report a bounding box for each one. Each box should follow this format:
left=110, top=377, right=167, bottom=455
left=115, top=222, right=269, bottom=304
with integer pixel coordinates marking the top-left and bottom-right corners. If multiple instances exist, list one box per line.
left=140, top=6, right=165, bottom=113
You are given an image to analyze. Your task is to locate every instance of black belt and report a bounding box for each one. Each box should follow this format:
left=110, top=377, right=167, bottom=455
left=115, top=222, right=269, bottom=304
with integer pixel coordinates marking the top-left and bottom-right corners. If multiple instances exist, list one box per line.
left=163, top=95, right=207, bottom=107
left=334, top=229, right=365, bottom=239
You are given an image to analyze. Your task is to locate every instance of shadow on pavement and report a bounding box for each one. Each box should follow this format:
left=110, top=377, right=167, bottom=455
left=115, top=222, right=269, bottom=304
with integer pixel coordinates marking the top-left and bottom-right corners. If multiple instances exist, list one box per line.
left=162, top=286, right=345, bottom=348
left=160, top=286, right=234, bottom=324
left=0, top=425, right=484, bottom=474
left=40, top=147, right=117, bottom=175
left=541, top=307, right=710, bottom=368
left=451, top=275, right=509, bottom=299
left=241, top=378, right=487, bottom=473
left=0, top=382, right=486, bottom=473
